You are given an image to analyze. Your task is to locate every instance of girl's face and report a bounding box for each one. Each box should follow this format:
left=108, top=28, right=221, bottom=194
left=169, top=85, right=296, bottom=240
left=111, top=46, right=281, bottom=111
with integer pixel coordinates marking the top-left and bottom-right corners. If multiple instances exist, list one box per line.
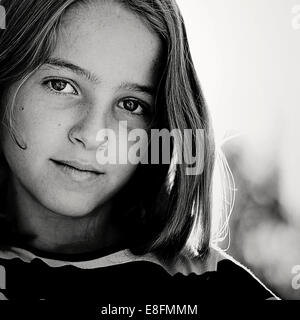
left=2, top=1, right=162, bottom=217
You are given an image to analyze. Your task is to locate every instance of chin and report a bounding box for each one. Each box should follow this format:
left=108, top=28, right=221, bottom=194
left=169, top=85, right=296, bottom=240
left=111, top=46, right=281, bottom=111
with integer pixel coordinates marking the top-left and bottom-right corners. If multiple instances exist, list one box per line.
left=45, top=196, right=102, bottom=218
left=53, top=208, right=92, bottom=218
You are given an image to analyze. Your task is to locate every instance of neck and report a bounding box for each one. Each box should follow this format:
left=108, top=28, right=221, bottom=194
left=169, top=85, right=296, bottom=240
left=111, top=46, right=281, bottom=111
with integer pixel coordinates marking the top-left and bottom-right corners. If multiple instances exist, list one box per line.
left=6, top=177, right=128, bottom=257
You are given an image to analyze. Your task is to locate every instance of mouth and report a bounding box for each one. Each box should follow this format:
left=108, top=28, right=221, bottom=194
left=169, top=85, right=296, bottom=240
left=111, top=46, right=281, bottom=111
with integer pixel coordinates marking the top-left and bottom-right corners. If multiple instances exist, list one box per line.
left=51, top=159, right=103, bottom=183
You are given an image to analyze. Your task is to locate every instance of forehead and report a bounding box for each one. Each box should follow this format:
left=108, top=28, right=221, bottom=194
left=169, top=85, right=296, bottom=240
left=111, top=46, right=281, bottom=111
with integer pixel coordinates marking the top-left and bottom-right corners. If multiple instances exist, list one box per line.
left=51, top=1, right=162, bottom=85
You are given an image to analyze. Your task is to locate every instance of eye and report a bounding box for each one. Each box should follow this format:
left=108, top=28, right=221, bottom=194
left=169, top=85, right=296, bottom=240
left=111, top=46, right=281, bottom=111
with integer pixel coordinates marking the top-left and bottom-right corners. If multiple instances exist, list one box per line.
left=117, top=98, right=146, bottom=115
left=44, top=79, right=78, bottom=95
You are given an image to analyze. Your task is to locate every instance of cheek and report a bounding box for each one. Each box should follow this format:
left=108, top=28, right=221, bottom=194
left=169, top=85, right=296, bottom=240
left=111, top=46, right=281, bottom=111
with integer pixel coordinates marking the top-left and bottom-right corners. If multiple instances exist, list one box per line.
left=1, top=127, right=40, bottom=190
left=2, top=113, right=69, bottom=185
left=8, top=92, right=55, bottom=144
left=15, top=99, right=72, bottom=155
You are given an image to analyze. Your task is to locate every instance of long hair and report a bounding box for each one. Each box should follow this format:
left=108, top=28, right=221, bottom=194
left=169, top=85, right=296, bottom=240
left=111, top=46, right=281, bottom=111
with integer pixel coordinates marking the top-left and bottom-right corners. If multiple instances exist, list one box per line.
left=0, top=0, right=216, bottom=260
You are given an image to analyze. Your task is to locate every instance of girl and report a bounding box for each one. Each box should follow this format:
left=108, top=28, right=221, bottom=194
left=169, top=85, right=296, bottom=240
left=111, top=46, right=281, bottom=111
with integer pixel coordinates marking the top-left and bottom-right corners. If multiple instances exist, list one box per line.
left=0, top=0, right=277, bottom=302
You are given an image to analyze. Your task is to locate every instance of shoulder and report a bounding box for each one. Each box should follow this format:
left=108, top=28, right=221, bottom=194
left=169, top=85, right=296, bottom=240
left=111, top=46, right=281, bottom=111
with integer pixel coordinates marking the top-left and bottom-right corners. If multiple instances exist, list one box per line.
left=0, top=245, right=279, bottom=301
left=211, top=249, right=279, bottom=300
left=153, top=246, right=279, bottom=300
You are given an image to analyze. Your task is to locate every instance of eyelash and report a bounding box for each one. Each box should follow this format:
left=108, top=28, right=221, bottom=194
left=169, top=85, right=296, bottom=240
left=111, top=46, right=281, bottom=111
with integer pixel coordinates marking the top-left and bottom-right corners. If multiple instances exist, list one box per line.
left=42, top=79, right=151, bottom=116
left=42, top=78, right=79, bottom=96
left=117, top=98, right=149, bottom=116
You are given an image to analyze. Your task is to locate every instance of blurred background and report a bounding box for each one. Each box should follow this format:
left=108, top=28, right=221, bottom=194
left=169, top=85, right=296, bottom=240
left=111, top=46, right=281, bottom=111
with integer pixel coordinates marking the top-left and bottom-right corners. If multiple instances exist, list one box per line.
left=177, top=0, right=300, bottom=299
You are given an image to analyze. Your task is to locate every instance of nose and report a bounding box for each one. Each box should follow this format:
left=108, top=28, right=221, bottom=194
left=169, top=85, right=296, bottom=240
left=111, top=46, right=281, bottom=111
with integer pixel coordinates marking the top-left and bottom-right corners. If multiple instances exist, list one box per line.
left=68, top=103, right=109, bottom=151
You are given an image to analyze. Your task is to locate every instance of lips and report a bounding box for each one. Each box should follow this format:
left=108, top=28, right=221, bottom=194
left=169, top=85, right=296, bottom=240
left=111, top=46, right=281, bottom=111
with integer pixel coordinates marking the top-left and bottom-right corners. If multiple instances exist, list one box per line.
left=51, top=159, right=102, bottom=174
left=51, top=159, right=104, bottom=184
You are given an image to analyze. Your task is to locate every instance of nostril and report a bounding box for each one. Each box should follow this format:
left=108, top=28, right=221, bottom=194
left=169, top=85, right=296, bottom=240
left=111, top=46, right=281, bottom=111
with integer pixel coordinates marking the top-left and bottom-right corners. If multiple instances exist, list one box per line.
left=68, top=124, right=99, bottom=150
left=68, top=109, right=109, bottom=150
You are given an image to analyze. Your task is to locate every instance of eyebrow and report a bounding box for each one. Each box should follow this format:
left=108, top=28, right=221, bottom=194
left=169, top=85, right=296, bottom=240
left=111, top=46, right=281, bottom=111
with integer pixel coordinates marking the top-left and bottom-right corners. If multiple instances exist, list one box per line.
left=44, top=57, right=155, bottom=97
left=118, top=82, right=155, bottom=97
left=45, top=57, right=100, bottom=84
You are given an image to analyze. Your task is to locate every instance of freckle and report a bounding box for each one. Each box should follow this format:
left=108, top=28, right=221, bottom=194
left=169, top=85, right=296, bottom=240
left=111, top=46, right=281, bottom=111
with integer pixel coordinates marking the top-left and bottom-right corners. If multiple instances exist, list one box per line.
left=21, top=106, right=24, bottom=111
left=58, top=123, right=61, bottom=127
